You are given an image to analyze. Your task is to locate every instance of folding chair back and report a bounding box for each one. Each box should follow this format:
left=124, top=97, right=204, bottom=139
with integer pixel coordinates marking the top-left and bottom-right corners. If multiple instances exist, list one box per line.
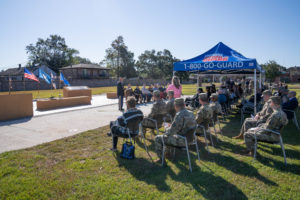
left=126, top=116, right=144, bottom=135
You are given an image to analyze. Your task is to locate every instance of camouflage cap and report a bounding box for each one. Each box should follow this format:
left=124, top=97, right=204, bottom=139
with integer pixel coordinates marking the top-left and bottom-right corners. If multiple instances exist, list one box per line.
left=262, top=90, right=272, bottom=96
left=153, top=90, right=160, bottom=98
left=211, top=93, right=218, bottom=99
left=199, top=93, right=208, bottom=102
left=270, top=96, right=281, bottom=105
left=168, top=90, right=174, bottom=95
left=174, top=98, right=185, bottom=106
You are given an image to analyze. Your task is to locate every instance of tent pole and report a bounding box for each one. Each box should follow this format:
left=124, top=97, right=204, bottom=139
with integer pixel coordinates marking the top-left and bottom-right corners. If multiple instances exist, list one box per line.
left=254, top=69, right=257, bottom=114
left=259, top=72, right=262, bottom=89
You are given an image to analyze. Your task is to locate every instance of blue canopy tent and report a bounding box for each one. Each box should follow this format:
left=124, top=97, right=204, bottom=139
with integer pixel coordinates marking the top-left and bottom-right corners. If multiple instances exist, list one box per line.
left=173, top=42, right=264, bottom=113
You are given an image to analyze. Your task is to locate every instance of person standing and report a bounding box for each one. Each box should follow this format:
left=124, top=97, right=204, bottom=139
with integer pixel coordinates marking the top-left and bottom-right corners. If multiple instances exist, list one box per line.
left=117, top=77, right=125, bottom=111
left=166, top=76, right=182, bottom=98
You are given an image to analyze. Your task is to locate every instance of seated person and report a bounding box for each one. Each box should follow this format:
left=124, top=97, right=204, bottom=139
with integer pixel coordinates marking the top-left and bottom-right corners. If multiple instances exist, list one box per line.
left=281, top=88, right=289, bottom=104
left=142, top=90, right=167, bottom=132
left=133, top=85, right=142, bottom=103
left=211, top=84, right=217, bottom=93
left=218, top=89, right=227, bottom=105
left=141, top=84, right=152, bottom=103
left=154, top=98, right=197, bottom=163
left=185, top=87, right=203, bottom=109
left=206, top=86, right=212, bottom=100
left=196, top=93, right=213, bottom=134
left=165, top=90, right=176, bottom=121
left=125, top=84, right=133, bottom=100
left=282, top=91, right=299, bottom=119
left=238, top=89, right=262, bottom=109
left=148, top=85, right=154, bottom=93
left=243, top=96, right=288, bottom=156
left=209, top=93, right=222, bottom=122
left=234, top=90, right=273, bottom=139
left=108, top=97, right=144, bottom=151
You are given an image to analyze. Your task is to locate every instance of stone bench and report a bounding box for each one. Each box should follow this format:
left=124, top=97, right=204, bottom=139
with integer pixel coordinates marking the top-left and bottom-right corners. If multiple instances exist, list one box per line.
left=106, top=92, right=118, bottom=99
left=0, top=93, right=33, bottom=121
left=63, top=86, right=92, bottom=98
left=36, top=96, right=91, bottom=111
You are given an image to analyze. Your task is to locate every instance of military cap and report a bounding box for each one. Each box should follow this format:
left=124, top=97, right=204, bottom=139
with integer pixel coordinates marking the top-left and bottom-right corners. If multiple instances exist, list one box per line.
left=174, top=98, right=185, bottom=106
left=153, top=90, right=160, bottom=97
left=168, top=90, right=174, bottom=95
left=262, top=90, right=272, bottom=97
left=199, top=93, right=208, bottom=102
left=270, top=96, right=281, bottom=105
left=211, top=93, right=218, bottom=99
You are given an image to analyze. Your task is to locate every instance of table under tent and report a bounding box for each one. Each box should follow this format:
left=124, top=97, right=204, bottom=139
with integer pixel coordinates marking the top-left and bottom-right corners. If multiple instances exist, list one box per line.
left=173, top=42, right=265, bottom=114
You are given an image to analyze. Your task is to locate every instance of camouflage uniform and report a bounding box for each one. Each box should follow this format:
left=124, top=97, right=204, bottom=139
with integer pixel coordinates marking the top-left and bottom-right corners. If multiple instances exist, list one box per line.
left=209, top=102, right=222, bottom=122
left=142, top=99, right=167, bottom=129
left=195, top=104, right=213, bottom=134
left=240, top=99, right=273, bottom=136
left=166, top=98, right=176, bottom=122
left=244, top=108, right=288, bottom=151
left=155, top=108, right=196, bottom=158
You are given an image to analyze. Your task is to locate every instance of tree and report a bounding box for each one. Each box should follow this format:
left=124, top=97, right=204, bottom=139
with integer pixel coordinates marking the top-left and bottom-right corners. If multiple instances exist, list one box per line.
left=136, top=49, right=179, bottom=80
left=261, top=60, right=283, bottom=82
left=72, top=56, right=92, bottom=65
left=102, top=36, right=136, bottom=78
left=26, top=35, right=79, bottom=72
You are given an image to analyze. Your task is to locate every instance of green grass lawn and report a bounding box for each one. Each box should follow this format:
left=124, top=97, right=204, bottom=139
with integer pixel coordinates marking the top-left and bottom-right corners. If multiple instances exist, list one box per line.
left=1, top=83, right=300, bottom=100
left=1, top=108, right=300, bottom=199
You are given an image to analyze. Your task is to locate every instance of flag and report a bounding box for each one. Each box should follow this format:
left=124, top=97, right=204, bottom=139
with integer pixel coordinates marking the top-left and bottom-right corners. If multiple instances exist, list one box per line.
left=60, top=72, right=70, bottom=86
left=38, top=68, right=51, bottom=84
left=24, top=68, right=39, bottom=82
left=9, top=76, right=12, bottom=90
left=51, top=72, right=57, bottom=89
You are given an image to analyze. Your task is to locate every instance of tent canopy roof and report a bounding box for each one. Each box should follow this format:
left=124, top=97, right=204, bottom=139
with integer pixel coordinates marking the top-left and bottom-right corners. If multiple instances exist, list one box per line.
left=174, top=42, right=263, bottom=73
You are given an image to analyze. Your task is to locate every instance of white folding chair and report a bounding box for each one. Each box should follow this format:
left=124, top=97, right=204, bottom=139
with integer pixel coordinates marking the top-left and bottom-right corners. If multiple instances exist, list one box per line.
left=253, top=128, right=287, bottom=165
left=161, top=126, right=200, bottom=172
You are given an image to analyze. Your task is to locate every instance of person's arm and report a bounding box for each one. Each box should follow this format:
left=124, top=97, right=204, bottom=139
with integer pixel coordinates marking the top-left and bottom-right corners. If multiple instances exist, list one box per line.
left=117, top=115, right=126, bottom=127
left=195, top=109, right=204, bottom=124
left=165, top=114, right=183, bottom=136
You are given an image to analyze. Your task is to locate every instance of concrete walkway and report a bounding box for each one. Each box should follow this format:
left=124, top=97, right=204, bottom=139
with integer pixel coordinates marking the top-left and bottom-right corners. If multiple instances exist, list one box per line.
left=0, top=103, right=152, bottom=154
left=33, top=94, right=119, bottom=116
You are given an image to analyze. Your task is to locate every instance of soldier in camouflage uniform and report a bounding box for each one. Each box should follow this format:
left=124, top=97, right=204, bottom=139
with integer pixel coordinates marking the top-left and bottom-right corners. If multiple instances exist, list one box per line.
left=234, top=90, right=273, bottom=140
left=154, top=98, right=196, bottom=160
left=195, top=93, right=213, bottom=134
left=142, top=90, right=167, bottom=130
left=165, top=90, right=176, bottom=122
left=209, top=93, right=222, bottom=122
left=243, top=96, right=288, bottom=155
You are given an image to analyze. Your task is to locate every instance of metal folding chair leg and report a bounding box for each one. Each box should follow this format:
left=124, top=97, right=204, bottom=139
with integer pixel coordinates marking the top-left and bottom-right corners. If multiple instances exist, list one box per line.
left=253, top=135, right=257, bottom=159
left=279, top=136, right=287, bottom=165
left=194, top=135, right=200, bottom=161
left=185, top=138, right=192, bottom=172
left=293, top=114, right=300, bottom=130
left=208, top=128, right=214, bottom=147
left=217, top=119, right=223, bottom=136
left=203, top=129, right=209, bottom=152
left=211, top=120, right=218, bottom=142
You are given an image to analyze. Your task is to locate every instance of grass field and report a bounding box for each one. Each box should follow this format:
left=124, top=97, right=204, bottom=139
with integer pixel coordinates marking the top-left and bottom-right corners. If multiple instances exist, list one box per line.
left=1, top=83, right=300, bottom=100
left=0, top=100, right=300, bottom=199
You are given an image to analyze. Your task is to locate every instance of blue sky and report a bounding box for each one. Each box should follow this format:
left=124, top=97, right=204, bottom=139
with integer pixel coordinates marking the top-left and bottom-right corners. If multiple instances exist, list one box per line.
left=0, top=0, right=300, bottom=70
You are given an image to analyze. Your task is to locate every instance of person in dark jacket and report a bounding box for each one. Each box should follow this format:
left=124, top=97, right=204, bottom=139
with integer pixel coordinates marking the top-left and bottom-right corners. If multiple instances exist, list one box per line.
left=108, top=97, right=144, bottom=151
left=117, top=77, right=125, bottom=111
left=282, top=91, right=299, bottom=119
